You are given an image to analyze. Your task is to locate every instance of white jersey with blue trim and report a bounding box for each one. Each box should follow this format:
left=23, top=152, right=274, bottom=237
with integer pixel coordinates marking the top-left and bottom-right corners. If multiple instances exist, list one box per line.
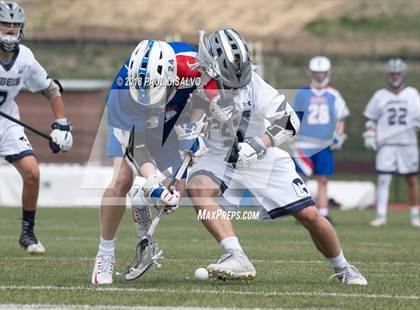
left=292, top=84, right=349, bottom=149
left=206, top=71, right=294, bottom=154
left=364, top=86, right=420, bottom=146
left=0, top=44, right=51, bottom=125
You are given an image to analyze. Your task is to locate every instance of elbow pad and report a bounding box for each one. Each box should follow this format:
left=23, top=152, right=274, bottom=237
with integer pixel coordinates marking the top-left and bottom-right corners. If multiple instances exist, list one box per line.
left=265, top=110, right=300, bottom=147
left=41, top=80, right=62, bottom=100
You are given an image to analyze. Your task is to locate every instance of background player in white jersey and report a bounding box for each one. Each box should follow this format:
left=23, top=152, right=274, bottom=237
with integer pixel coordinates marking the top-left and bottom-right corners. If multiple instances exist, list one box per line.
left=0, top=2, right=73, bottom=254
left=363, top=58, right=420, bottom=227
left=186, top=28, right=366, bottom=285
left=292, top=56, right=349, bottom=224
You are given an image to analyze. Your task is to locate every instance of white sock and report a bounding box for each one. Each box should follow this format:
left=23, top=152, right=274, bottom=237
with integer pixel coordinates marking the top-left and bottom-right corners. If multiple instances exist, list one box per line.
left=328, top=250, right=348, bottom=270
left=319, top=207, right=329, bottom=217
left=98, top=237, right=115, bottom=256
left=220, top=236, right=243, bottom=253
left=377, top=174, right=392, bottom=218
left=410, top=206, right=419, bottom=218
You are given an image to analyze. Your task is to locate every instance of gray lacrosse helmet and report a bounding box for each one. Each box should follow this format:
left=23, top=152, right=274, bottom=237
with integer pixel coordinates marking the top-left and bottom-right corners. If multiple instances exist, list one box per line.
left=386, top=58, right=407, bottom=88
left=0, top=1, right=25, bottom=52
left=207, top=28, right=252, bottom=88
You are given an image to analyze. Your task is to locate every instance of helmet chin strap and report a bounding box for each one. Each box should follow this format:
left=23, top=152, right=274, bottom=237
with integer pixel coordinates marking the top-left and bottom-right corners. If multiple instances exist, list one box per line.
left=311, top=77, right=329, bottom=89
left=387, top=75, right=404, bottom=89
left=310, top=71, right=330, bottom=89
left=0, top=33, right=20, bottom=52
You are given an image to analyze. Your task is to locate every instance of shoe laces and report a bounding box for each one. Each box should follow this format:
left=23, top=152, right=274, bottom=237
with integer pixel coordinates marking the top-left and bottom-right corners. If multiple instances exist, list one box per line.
left=329, top=264, right=360, bottom=284
left=217, top=250, right=245, bottom=264
left=217, top=252, right=234, bottom=264
left=97, top=256, right=114, bottom=275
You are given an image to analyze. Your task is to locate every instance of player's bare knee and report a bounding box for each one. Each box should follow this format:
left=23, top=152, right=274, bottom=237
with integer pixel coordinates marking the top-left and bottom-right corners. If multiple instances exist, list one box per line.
left=187, top=175, right=215, bottom=197
left=317, top=176, right=328, bottom=186
left=295, top=206, right=321, bottom=226
left=22, top=165, right=40, bottom=186
left=113, top=176, right=132, bottom=197
left=407, top=175, right=417, bottom=188
left=187, top=186, right=213, bottom=200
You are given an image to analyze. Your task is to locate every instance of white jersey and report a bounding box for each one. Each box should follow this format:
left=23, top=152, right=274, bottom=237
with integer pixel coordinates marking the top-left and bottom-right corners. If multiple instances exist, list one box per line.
left=0, top=44, right=51, bottom=122
left=207, top=71, right=294, bottom=154
left=364, top=86, right=420, bottom=146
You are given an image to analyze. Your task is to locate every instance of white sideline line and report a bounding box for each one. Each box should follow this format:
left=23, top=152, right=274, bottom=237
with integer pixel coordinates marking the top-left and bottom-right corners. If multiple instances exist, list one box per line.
left=0, top=285, right=419, bottom=301
left=1, top=256, right=419, bottom=267
left=0, top=237, right=404, bottom=247
left=0, top=305, right=275, bottom=310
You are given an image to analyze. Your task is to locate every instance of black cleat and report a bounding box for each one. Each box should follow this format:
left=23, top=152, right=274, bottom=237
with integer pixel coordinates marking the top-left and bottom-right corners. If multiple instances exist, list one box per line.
left=19, top=220, right=45, bottom=255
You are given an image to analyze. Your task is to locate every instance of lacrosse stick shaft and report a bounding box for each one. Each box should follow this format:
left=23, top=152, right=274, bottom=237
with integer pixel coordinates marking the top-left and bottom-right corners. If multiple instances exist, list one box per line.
left=0, top=110, right=52, bottom=141
left=147, top=208, right=164, bottom=236
left=146, top=152, right=192, bottom=236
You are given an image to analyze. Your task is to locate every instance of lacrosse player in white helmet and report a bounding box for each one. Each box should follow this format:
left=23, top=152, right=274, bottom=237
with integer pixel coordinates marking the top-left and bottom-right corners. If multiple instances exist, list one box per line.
left=0, top=1, right=73, bottom=255
left=363, top=58, right=420, bottom=227
left=291, top=56, right=349, bottom=225
left=91, top=39, right=211, bottom=285
left=186, top=29, right=366, bottom=285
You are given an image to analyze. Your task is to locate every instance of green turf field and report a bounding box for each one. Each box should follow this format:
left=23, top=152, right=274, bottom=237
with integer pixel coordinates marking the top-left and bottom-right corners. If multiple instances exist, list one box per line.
left=0, top=207, right=419, bottom=309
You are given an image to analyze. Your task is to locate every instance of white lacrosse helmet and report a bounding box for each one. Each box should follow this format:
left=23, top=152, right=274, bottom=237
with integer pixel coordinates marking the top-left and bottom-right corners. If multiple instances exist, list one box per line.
left=386, top=58, right=406, bottom=88
left=128, top=40, right=177, bottom=107
left=309, top=56, right=331, bottom=89
left=0, top=1, right=25, bottom=52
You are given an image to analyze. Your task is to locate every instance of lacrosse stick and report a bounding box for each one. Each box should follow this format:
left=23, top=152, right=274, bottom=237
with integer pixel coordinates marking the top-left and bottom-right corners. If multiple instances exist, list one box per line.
left=119, top=152, right=192, bottom=280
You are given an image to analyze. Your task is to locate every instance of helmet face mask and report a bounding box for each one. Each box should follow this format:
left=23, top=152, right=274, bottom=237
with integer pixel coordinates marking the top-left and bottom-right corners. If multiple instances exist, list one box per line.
left=0, top=22, right=22, bottom=51
left=0, top=2, right=25, bottom=52
left=207, top=28, right=252, bottom=89
left=128, top=40, right=177, bottom=107
left=386, top=58, right=406, bottom=88
left=309, top=56, right=331, bottom=89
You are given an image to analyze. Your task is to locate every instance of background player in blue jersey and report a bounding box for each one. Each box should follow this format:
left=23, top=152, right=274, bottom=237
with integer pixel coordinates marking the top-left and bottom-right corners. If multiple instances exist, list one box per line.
left=91, top=40, right=208, bottom=285
left=292, top=56, right=349, bottom=224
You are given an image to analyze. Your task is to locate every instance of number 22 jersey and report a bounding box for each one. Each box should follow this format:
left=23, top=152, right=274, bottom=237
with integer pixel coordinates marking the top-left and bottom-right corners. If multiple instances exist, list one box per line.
left=364, top=86, right=420, bottom=146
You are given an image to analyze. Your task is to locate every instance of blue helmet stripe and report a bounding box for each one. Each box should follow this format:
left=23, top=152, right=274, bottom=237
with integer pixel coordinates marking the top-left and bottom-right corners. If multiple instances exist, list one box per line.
left=136, top=40, right=155, bottom=104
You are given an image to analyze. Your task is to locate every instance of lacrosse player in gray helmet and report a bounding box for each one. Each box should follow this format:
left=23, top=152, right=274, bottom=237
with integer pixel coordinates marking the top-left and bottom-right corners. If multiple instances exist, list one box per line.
left=187, top=28, right=367, bottom=285
left=364, top=58, right=420, bottom=227
left=0, top=1, right=73, bottom=254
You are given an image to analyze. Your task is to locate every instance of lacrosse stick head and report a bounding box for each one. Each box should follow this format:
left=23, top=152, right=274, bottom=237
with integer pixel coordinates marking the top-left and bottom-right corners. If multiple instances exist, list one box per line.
left=119, top=234, right=162, bottom=281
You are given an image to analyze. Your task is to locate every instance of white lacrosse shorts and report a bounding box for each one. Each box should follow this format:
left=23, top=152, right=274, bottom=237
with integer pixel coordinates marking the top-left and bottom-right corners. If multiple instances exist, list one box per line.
left=0, top=121, right=34, bottom=162
left=376, top=145, right=419, bottom=175
left=188, top=147, right=315, bottom=220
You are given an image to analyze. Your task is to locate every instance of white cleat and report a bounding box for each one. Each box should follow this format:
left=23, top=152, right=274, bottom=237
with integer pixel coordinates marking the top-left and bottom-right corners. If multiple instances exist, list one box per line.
left=26, top=241, right=45, bottom=255
left=370, top=216, right=387, bottom=227
left=411, top=217, right=420, bottom=227
left=91, top=255, right=115, bottom=285
left=330, top=264, right=367, bottom=285
left=207, top=250, right=256, bottom=281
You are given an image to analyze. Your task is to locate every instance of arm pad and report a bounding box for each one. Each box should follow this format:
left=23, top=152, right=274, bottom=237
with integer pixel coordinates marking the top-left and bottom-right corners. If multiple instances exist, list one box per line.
left=41, top=80, right=61, bottom=100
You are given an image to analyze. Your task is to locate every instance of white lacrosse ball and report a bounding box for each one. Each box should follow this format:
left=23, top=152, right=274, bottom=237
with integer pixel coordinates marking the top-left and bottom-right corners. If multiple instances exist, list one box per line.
left=194, top=267, right=209, bottom=280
